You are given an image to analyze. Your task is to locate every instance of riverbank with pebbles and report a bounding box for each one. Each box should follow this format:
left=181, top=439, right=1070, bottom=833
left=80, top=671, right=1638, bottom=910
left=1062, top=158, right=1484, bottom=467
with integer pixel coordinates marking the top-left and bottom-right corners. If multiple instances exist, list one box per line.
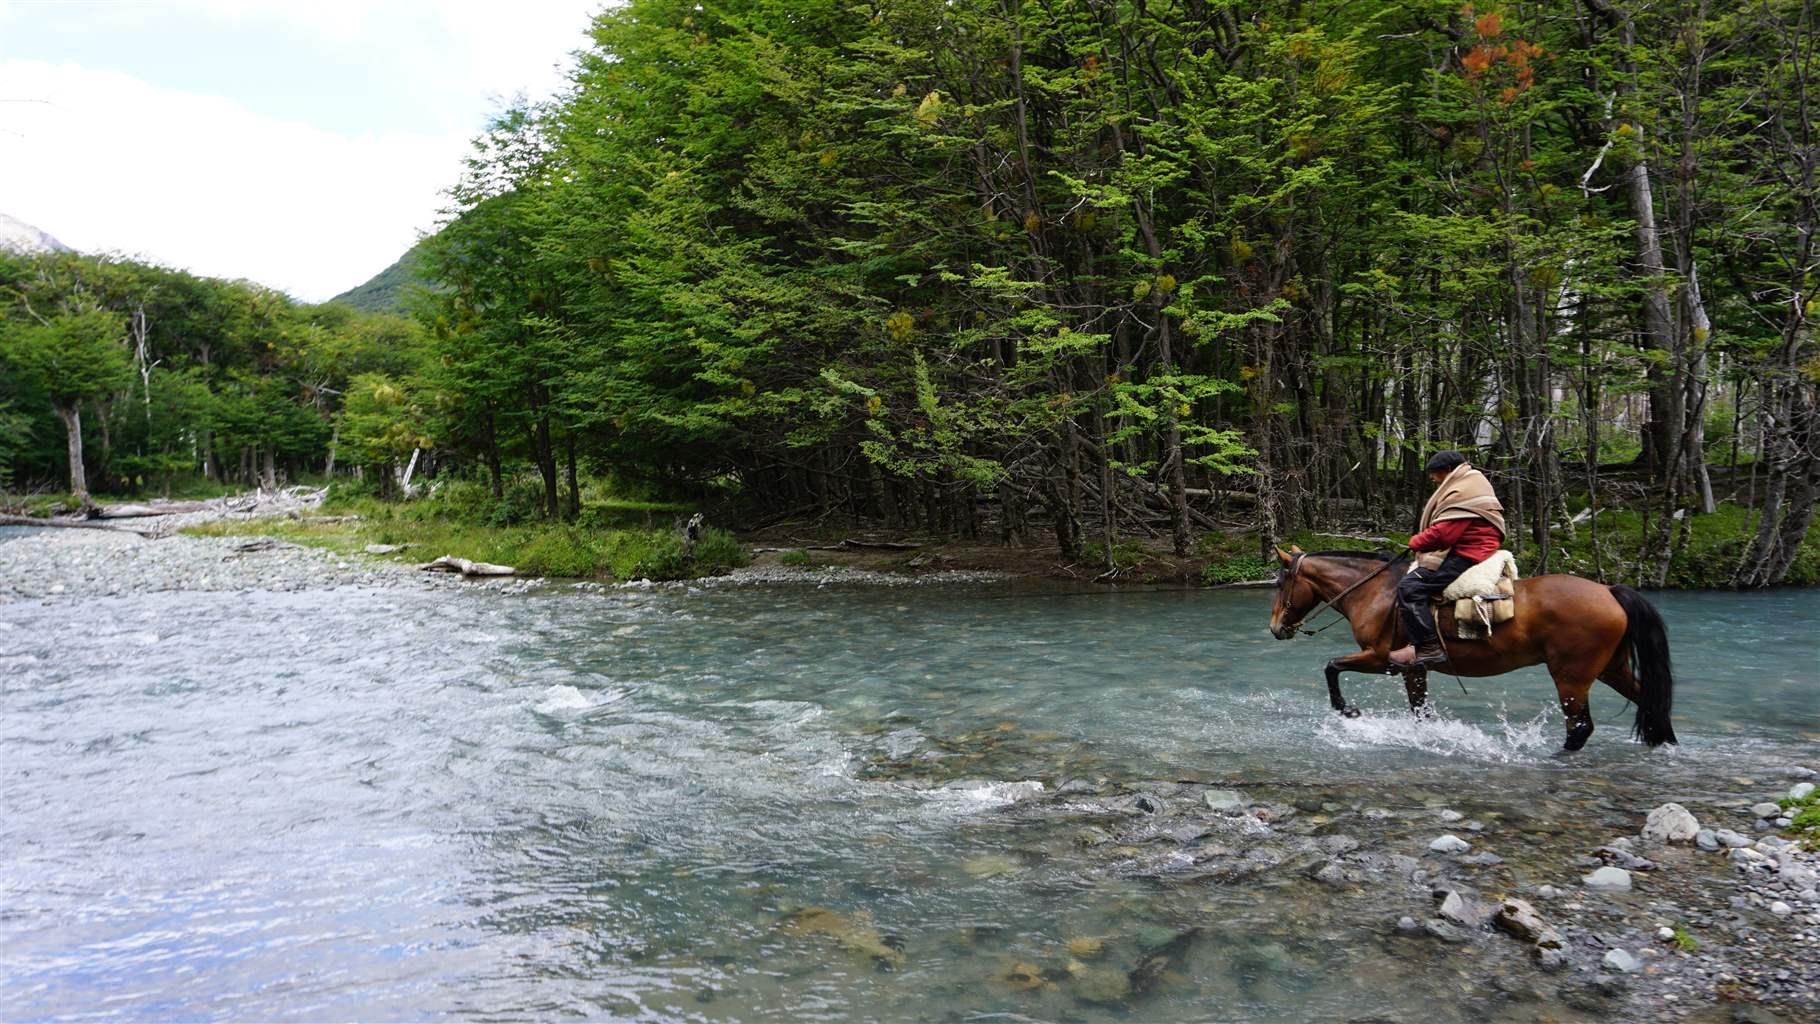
left=0, top=527, right=448, bottom=601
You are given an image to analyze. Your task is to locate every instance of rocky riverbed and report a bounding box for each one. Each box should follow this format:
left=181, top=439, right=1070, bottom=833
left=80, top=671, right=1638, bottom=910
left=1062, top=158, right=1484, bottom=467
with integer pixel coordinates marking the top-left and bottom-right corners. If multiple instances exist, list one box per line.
left=910, top=766, right=1820, bottom=1023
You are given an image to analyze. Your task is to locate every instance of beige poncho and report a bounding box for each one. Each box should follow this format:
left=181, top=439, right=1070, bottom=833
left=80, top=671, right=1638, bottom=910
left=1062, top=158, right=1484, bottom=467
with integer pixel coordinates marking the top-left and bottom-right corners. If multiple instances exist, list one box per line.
left=1415, top=463, right=1506, bottom=568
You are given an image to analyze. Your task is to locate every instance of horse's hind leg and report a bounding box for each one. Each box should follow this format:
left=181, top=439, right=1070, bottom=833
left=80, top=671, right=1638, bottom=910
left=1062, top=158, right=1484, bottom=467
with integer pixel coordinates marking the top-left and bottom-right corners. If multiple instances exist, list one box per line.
left=1596, top=650, right=1643, bottom=705
left=1552, top=673, right=1596, bottom=751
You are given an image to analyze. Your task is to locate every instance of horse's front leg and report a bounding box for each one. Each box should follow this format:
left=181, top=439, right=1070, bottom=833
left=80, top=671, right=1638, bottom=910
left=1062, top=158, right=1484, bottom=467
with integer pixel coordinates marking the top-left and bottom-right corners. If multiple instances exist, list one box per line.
left=1402, top=669, right=1432, bottom=717
left=1323, top=648, right=1389, bottom=719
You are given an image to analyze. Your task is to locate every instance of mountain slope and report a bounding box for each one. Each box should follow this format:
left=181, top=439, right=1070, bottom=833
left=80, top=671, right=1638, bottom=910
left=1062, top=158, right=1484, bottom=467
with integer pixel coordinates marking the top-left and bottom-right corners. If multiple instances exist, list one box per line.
left=330, top=242, right=431, bottom=313
left=0, top=213, right=72, bottom=255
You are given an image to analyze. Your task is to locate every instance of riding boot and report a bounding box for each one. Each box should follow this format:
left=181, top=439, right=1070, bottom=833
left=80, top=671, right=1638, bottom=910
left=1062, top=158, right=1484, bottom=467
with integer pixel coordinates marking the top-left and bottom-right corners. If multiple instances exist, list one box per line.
left=1389, top=640, right=1448, bottom=669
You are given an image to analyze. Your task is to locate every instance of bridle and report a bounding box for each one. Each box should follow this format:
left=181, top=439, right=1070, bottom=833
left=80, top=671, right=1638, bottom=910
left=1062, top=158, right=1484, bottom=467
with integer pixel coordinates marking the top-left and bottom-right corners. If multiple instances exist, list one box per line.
left=1277, top=551, right=1405, bottom=637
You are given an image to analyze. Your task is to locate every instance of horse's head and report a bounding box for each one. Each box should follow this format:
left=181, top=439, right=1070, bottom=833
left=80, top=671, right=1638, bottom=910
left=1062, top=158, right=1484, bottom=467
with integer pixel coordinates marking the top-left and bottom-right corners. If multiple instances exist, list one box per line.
left=1269, top=545, right=1313, bottom=640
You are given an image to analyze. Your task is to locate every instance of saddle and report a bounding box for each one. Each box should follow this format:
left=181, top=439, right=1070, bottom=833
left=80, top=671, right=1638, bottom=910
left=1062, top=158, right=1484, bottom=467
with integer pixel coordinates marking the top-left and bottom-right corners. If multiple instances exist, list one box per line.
left=1433, top=550, right=1519, bottom=641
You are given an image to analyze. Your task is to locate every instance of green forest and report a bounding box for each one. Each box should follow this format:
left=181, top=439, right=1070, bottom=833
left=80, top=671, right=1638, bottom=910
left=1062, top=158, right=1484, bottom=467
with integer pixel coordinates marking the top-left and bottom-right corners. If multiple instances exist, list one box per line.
left=4, top=0, right=1816, bottom=588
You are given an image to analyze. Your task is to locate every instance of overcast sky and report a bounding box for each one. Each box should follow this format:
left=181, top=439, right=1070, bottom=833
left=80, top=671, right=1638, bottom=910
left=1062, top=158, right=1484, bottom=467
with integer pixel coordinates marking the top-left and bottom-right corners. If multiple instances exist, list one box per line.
left=0, top=0, right=602, bottom=302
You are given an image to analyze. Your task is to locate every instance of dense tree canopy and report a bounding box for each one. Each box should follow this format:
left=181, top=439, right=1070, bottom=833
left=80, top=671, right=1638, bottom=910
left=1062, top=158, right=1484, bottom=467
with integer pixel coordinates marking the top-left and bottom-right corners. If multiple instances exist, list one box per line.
left=7, top=0, right=1813, bottom=589
left=0, top=251, right=425, bottom=499
left=405, top=0, right=1815, bottom=586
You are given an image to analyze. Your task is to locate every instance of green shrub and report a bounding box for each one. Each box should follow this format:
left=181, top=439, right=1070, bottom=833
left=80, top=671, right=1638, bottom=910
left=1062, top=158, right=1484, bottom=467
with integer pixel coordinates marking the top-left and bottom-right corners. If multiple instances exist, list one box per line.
left=689, top=527, right=749, bottom=575
left=1780, top=790, right=1820, bottom=851
left=630, top=531, right=691, bottom=580
left=490, top=478, right=549, bottom=526
left=1082, top=539, right=1150, bottom=569
left=515, top=530, right=601, bottom=577
left=1203, top=556, right=1275, bottom=586
left=780, top=548, right=810, bottom=567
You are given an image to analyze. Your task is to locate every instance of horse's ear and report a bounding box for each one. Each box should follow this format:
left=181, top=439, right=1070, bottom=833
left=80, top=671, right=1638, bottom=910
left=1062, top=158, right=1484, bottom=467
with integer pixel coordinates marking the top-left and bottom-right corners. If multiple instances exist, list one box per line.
left=1288, top=543, right=1304, bottom=554
left=1275, top=546, right=1294, bottom=564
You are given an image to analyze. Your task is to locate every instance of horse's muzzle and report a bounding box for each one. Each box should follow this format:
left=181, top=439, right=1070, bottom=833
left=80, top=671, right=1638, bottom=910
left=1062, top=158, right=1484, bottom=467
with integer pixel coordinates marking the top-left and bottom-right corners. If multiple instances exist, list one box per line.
left=1271, top=623, right=1298, bottom=640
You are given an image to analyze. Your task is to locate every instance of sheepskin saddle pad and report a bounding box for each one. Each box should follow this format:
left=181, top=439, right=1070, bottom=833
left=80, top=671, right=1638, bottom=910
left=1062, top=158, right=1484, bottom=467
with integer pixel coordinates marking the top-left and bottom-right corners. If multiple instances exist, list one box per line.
left=1436, top=550, right=1519, bottom=640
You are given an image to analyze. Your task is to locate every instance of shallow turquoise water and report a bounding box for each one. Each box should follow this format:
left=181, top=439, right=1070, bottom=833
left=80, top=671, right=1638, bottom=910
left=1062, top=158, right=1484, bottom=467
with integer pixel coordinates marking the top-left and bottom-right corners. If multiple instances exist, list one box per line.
left=1, top=580, right=1815, bottom=1021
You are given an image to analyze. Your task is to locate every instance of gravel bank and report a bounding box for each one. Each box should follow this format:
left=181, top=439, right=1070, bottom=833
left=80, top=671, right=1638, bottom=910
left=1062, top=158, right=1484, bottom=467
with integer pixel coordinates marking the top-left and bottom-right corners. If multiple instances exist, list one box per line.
left=0, top=528, right=443, bottom=601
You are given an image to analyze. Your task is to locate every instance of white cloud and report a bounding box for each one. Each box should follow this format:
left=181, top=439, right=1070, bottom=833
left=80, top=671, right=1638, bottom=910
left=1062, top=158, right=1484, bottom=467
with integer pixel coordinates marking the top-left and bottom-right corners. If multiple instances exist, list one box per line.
left=0, top=60, right=468, bottom=301
left=0, top=1, right=603, bottom=301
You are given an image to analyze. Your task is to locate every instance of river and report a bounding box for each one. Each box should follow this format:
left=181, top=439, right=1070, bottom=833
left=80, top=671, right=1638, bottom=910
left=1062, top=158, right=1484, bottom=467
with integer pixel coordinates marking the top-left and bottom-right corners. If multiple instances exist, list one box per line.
left=3, top=561, right=1817, bottom=1022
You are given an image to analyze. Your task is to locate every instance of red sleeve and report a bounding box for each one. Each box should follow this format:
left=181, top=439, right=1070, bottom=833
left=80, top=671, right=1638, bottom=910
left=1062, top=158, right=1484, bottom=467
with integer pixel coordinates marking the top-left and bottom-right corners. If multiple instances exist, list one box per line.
left=1410, top=518, right=1471, bottom=553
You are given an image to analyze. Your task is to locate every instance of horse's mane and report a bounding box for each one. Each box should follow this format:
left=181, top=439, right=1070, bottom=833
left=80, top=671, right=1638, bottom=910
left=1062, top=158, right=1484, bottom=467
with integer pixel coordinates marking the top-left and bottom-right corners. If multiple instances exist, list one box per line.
left=1305, top=549, right=1406, bottom=562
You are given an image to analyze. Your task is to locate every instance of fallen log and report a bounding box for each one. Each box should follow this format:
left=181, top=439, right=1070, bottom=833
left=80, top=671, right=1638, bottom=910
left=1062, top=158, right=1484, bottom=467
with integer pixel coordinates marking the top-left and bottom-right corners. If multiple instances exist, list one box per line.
left=420, top=554, right=516, bottom=577
left=89, top=501, right=212, bottom=519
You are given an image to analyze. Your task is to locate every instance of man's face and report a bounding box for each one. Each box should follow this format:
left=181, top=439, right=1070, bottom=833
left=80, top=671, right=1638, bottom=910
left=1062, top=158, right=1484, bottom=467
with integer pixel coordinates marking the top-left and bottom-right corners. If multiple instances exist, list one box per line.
left=1429, top=470, right=1448, bottom=486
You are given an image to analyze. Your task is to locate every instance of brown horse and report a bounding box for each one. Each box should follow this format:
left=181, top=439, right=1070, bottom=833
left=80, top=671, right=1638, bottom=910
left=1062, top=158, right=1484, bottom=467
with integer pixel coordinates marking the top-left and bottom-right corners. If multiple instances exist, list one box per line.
left=1266, top=546, right=1676, bottom=751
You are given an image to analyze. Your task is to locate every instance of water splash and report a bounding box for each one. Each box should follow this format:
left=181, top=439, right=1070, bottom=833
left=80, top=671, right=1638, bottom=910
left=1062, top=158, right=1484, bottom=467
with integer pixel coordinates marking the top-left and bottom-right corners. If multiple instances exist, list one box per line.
left=1313, top=703, right=1555, bottom=763
left=916, top=779, right=1047, bottom=815
left=534, top=684, right=599, bottom=714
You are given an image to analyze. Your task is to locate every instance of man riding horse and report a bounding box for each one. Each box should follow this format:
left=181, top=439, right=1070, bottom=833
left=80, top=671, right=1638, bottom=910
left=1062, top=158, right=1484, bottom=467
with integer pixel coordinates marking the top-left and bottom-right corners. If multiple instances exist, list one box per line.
left=1388, top=450, right=1505, bottom=670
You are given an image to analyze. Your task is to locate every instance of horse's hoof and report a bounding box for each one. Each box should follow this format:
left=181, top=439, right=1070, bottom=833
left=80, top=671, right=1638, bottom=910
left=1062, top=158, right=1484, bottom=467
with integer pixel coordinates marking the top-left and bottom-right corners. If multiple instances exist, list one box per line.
left=1342, top=705, right=1362, bottom=719
left=1409, top=704, right=1435, bottom=720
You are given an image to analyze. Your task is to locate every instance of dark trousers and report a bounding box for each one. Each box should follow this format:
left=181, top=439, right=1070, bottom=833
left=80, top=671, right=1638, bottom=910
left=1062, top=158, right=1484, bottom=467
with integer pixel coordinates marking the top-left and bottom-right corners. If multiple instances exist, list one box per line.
left=1397, top=552, right=1476, bottom=645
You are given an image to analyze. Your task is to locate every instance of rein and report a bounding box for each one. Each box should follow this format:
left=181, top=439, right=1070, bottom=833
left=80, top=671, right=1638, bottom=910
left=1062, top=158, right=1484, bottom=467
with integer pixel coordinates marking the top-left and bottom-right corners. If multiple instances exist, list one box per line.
left=1282, top=551, right=1406, bottom=636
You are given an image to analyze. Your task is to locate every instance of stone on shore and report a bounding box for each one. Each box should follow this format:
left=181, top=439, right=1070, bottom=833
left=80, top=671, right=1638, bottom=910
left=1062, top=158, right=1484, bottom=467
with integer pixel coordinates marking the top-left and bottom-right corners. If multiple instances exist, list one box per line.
left=1603, top=948, right=1642, bottom=973
left=1583, top=866, right=1633, bottom=892
left=1751, top=802, right=1782, bottom=818
left=1714, top=829, right=1753, bottom=848
left=1790, top=781, right=1816, bottom=800
left=1641, top=803, right=1700, bottom=843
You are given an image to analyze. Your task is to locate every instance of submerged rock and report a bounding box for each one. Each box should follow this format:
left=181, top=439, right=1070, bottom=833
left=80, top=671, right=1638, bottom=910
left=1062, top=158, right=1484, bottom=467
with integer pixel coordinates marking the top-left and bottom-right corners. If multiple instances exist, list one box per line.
left=1070, top=963, right=1131, bottom=1005
left=778, top=907, right=904, bottom=968
left=1642, top=803, right=1700, bottom=843
left=1492, top=897, right=1554, bottom=944
left=1429, top=834, right=1471, bottom=854
left=1203, top=789, right=1246, bottom=814
left=1436, top=889, right=1489, bottom=928
left=1422, top=918, right=1472, bottom=943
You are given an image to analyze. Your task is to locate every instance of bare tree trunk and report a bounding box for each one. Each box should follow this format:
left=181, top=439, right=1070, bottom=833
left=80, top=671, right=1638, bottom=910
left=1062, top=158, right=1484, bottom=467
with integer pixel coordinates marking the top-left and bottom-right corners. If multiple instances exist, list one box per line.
left=564, top=431, right=581, bottom=522
left=55, top=401, right=88, bottom=502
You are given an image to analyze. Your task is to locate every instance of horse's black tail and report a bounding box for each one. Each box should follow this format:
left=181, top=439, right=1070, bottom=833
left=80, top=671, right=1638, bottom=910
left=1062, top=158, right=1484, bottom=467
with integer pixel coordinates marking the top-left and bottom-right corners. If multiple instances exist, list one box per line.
left=1609, top=585, right=1677, bottom=747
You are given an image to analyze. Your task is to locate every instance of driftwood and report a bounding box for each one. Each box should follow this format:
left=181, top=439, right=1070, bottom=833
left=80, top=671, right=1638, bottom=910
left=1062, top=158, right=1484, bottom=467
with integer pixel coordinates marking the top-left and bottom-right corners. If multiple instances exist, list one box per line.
left=804, top=538, right=923, bottom=552
left=420, top=554, right=516, bottom=577
left=88, top=501, right=213, bottom=519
